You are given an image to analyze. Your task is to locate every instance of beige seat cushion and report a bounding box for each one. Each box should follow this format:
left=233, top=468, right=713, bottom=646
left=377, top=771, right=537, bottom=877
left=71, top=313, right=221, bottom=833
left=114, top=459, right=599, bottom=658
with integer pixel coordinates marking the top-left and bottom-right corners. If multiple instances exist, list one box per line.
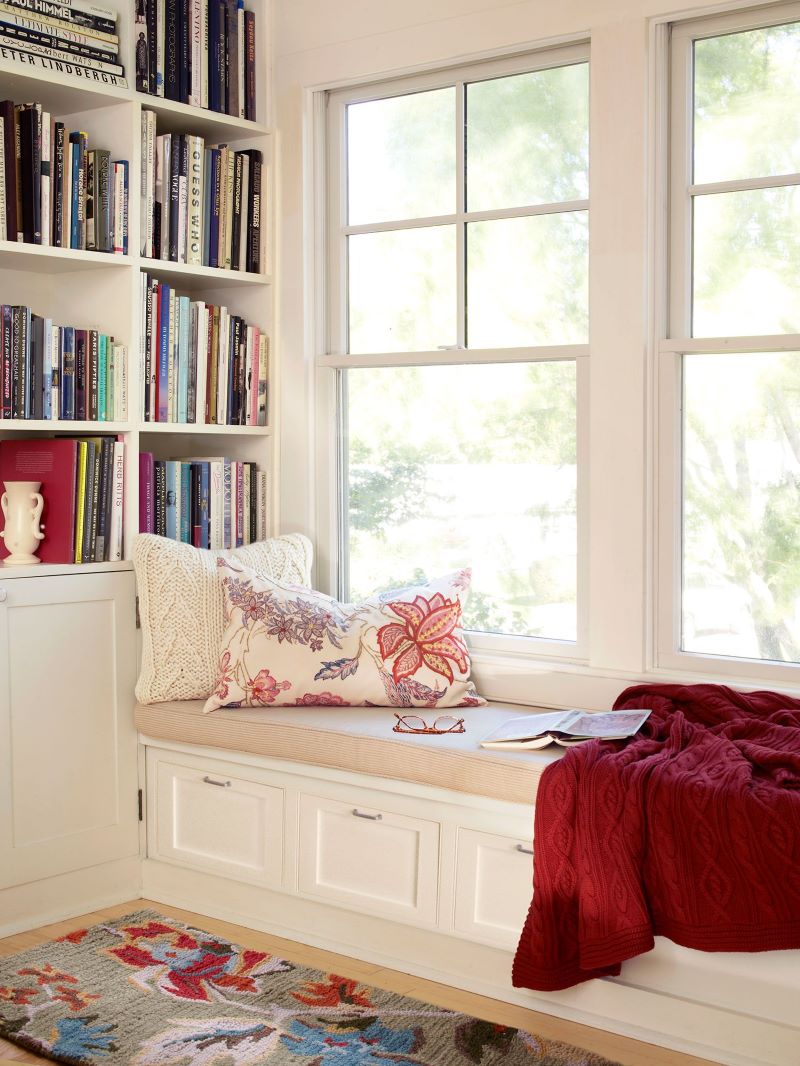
left=134, top=700, right=561, bottom=805
left=134, top=533, right=313, bottom=704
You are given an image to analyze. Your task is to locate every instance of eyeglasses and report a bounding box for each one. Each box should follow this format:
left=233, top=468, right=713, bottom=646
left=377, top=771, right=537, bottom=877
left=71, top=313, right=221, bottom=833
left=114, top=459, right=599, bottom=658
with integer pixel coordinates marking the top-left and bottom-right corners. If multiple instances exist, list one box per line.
left=392, top=713, right=466, bottom=735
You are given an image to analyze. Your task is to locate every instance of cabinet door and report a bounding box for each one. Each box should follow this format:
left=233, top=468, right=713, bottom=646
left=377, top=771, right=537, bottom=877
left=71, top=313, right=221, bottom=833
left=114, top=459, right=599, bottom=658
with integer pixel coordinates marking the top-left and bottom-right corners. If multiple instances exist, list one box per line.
left=151, top=753, right=284, bottom=888
left=0, top=571, right=139, bottom=889
left=297, top=792, right=440, bottom=926
left=453, top=828, right=534, bottom=948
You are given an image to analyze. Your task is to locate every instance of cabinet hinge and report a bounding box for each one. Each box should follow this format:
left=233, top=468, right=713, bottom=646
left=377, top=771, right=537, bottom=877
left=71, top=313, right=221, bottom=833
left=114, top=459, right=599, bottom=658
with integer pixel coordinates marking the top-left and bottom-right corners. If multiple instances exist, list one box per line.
left=138, top=788, right=143, bottom=822
left=135, top=595, right=141, bottom=630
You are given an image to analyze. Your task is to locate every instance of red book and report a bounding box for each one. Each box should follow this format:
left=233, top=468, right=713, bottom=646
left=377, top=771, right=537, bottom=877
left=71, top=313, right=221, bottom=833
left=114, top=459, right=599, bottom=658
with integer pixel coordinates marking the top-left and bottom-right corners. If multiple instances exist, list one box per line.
left=139, top=450, right=154, bottom=533
left=0, top=438, right=78, bottom=563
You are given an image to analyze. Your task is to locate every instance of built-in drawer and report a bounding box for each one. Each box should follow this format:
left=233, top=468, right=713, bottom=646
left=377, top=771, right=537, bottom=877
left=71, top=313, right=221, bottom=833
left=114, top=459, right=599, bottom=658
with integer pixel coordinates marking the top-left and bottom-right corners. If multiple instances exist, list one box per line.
left=297, top=792, right=440, bottom=926
left=150, top=751, right=284, bottom=888
left=453, top=828, right=533, bottom=948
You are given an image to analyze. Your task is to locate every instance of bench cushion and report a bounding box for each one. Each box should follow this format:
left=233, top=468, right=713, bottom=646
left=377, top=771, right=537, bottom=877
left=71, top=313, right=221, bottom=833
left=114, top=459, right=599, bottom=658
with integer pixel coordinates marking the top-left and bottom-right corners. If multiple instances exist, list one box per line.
left=134, top=701, right=560, bottom=805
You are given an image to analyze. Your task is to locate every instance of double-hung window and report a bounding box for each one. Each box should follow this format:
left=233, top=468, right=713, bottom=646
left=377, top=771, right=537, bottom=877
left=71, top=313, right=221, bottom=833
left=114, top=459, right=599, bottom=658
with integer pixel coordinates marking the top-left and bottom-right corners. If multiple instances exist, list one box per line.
left=661, top=6, right=800, bottom=677
left=322, top=46, right=589, bottom=667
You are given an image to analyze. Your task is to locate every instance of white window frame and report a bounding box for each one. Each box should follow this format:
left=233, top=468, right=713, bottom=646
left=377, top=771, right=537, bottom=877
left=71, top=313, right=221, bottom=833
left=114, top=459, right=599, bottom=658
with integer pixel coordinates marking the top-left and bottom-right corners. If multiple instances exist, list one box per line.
left=656, top=2, right=800, bottom=683
left=316, top=43, right=591, bottom=668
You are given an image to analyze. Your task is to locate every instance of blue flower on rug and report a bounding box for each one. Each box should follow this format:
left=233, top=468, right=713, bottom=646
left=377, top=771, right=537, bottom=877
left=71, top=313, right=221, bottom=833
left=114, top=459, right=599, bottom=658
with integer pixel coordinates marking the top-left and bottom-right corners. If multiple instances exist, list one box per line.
left=281, top=1017, right=424, bottom=1063
left=51, top=1014, right=117, bottom=1059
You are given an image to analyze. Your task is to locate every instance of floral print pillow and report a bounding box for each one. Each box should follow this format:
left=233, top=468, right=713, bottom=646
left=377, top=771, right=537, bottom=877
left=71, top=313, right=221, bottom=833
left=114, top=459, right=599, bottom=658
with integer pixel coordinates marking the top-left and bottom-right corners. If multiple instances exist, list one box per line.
left=203, top=560, right=485, bottom=712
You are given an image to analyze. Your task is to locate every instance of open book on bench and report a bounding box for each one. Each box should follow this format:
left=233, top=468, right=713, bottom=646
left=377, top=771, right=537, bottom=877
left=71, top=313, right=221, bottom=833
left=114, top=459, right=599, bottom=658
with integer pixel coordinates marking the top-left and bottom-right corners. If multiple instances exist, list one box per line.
left=480, top=709, right=651, bottom=750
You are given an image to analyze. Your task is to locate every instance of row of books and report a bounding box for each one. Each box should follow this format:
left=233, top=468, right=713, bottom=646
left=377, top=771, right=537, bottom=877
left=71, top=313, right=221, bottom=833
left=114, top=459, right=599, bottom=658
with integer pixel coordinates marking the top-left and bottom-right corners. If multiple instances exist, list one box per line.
left=140, top=273, right=267, bottom=425
left=0, top=99, right=129, bottom=250
left=0, top=304, right=127, bottom=421
left=0, top=435, right=124, bottom=563
left=0, top=0, right=126, bottom=88
left=140, top=115, right=261, bottom=271
left=135, top=0, right=256, bottom=119
left=139, top=453, right=267, bottom=549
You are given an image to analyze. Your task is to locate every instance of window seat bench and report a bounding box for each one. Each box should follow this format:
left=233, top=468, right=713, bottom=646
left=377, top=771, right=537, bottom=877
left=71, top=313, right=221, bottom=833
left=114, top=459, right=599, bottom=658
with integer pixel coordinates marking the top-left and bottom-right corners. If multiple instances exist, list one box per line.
left=136, top=700, right=798, bottom=1066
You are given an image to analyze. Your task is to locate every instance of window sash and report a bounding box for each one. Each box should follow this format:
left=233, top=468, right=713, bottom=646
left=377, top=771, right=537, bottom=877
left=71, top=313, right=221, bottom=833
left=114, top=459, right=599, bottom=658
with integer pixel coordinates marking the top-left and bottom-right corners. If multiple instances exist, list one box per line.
left=658, top=3, right=800, bottom=680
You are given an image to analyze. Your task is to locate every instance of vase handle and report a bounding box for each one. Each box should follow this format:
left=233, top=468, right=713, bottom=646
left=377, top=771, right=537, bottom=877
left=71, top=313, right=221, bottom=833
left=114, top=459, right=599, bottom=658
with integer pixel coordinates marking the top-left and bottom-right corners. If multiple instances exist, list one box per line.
left=0, top=492, right=6, bottom=538
left=31, top=493, right=45, bottom=541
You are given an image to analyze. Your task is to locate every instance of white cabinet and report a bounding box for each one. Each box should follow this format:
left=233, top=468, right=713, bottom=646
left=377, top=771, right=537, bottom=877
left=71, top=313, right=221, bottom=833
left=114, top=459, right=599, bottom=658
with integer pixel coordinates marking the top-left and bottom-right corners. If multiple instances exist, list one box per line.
left=148, top=749, right=284, bottom=888
left=0, top=570, right=139, bottom=890
left=296, top=791, right=440, bottom=926
left=453, top=828, right=534, bottom=948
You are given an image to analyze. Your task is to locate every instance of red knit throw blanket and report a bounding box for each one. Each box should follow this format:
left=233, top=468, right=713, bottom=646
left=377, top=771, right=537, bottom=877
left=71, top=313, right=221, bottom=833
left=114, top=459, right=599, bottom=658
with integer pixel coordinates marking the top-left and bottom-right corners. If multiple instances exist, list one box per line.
left=512, top=683, right=800, bottom=992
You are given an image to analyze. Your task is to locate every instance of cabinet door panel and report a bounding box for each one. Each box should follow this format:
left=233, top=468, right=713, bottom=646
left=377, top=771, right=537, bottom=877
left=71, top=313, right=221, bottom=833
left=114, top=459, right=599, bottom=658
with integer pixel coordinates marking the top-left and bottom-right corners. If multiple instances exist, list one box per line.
left=0, top=572, right=139, bottom=889
left=153, top=757, right=283, bottom=887
left=453, top=828, right=533, bottom=948
left=297, top=793, right=439, bottom=925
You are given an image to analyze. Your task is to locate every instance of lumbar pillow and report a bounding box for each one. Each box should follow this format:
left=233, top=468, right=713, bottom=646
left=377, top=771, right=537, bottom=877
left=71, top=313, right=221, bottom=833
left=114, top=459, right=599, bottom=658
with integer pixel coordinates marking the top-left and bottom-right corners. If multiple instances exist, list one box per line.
left=134, top=533, right=313, bottom=704
left=204, top=560, right=485, bottom=711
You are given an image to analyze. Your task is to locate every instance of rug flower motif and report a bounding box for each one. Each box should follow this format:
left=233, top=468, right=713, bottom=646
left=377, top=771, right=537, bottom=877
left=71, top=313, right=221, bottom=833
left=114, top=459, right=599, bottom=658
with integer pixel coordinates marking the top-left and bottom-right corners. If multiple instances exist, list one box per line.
left=0, top=911, right=620, bottom=1066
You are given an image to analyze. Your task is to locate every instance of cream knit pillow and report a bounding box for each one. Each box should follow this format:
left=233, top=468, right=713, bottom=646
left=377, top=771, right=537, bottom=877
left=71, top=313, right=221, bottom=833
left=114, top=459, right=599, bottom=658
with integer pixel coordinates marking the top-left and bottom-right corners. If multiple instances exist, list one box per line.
left=134, top=533, right=313, bottom=704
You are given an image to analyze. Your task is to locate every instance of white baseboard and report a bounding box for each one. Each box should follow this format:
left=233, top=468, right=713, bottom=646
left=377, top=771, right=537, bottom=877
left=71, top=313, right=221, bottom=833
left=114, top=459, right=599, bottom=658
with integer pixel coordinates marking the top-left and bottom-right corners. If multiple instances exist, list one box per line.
left=0, top=857, right=141, bottom=938
left=142, top=858, right=799, bottom=1066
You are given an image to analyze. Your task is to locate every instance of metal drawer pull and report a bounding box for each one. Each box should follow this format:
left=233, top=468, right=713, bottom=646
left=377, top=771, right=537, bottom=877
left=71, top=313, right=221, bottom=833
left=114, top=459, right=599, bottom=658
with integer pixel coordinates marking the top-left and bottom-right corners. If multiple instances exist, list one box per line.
left=515, top=844, right=534, bottom=855
left=352, top=808, right=382, bottom=820
left=203, top=776, right=232, bottom=788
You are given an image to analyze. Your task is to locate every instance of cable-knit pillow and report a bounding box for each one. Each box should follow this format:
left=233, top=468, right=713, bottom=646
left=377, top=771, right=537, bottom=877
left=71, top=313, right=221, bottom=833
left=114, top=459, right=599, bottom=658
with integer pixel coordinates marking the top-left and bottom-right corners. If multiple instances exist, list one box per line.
left=204, top=559, right=485, bottom=712
left=134, top=533, right=313, bottom=703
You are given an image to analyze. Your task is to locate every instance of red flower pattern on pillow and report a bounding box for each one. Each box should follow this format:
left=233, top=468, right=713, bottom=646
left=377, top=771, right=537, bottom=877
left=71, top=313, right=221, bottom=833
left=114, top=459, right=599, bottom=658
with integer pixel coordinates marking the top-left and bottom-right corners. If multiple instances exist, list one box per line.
left=377, top=594, right=469, bottom=684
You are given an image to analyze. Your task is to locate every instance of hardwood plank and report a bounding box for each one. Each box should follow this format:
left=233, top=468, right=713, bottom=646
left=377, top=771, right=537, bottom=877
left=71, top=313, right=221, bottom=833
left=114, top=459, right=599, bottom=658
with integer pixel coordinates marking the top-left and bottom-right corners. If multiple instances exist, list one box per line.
left=0, top=899, right=716, bottom=1066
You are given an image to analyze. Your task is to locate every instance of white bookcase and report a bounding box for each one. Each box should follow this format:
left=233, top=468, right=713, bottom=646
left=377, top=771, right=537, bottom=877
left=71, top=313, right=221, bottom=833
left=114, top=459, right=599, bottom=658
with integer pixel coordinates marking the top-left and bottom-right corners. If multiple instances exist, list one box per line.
left=0, top=0, right=276, bottom=926
left=0, top=0, right=277, bottom=580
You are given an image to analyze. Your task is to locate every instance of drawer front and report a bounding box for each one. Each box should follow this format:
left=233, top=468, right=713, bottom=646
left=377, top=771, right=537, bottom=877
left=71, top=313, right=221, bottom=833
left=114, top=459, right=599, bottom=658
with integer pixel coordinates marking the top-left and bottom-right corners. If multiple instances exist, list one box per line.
left=297, top=793, right=440, bottom=925
left=453, top=828, right=533, bottom=948
left=154, top=759, right=284, bottom=888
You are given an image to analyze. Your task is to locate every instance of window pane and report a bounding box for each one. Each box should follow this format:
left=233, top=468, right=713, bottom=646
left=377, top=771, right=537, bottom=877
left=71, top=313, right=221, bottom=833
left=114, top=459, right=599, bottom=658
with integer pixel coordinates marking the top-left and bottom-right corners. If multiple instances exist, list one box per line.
left=348, top=226, right=456, bottom=353
left=467, top=212, right=588, bottom=347
left=694, top=23, right=800, bottom=185
left=347, top=89, right=456, bottom=225
left=345, top=362, right=577, bottom=641
left=692, top=186, right=800, bottom=337
left=683, top=353, right=800, bottom=663
left=467, top=63, right=588, bottom=211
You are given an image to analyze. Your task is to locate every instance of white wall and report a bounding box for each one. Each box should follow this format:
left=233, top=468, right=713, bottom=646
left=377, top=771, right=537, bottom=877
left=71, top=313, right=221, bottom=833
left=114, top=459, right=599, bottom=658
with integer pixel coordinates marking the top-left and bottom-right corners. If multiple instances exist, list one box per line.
left=274, top=0, right=772, bottom=708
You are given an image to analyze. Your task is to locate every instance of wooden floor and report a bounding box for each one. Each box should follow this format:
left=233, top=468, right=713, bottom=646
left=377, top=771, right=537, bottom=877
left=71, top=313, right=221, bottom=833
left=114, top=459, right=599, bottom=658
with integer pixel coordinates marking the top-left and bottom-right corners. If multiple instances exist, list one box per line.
left=0, top=899, right=714, bottom=1066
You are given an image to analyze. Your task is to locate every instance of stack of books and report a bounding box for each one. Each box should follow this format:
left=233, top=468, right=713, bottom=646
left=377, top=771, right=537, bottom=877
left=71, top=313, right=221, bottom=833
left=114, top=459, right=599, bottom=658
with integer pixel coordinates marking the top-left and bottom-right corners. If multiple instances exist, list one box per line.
left=139, top=452, right=267, bottom=548
left=135, top=0, right=256, bottom=119
left=140, top=273, right=267, bottom=425
left=140, top=112, right=261, bottom=271
left=0, top=303, right=127, bottom=421
left=0, top=0, right=126, bottom=87
left=0, top=100, right=129, bottom=250
left=0, top=434, right=125, bottom=563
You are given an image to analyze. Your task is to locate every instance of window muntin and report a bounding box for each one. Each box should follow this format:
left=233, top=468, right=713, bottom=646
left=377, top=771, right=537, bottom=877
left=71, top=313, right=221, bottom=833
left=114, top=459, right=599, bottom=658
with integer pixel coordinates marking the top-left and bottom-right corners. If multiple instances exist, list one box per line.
left=330, top=50, right=587, bottom=645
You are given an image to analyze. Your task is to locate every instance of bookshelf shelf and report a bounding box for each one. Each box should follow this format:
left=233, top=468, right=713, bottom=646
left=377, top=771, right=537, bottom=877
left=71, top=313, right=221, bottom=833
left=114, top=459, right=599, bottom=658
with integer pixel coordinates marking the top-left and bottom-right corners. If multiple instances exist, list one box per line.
left=140, top=423, right=271, bottom=435
left=0, top=420, right=132, bottom=432
left=0, top=559, right=134, bottom=580
left=0, top=60, right=131, bottom=114
left=0, top=242, right=132, bottom=274
left=140, top=259, right=271, bottom=290
left=137, top=95, right=270, bottom=141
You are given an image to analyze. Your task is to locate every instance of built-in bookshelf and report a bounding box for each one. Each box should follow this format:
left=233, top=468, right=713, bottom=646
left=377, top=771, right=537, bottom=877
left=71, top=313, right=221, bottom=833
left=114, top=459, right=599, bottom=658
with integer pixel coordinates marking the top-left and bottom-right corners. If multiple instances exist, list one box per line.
left=0, top=0, right=274, bottom=577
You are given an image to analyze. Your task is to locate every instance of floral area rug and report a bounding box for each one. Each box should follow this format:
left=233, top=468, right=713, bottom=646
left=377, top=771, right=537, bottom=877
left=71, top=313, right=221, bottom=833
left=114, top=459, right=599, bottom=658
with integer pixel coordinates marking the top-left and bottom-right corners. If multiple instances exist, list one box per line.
left=0, top=910, right=620, bottom=1065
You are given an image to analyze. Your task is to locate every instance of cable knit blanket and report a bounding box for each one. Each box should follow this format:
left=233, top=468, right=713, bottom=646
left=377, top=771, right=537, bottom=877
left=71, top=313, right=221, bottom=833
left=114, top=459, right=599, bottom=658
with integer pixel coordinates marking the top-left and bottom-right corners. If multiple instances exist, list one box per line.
left=512, top=683, right=800, bottom=992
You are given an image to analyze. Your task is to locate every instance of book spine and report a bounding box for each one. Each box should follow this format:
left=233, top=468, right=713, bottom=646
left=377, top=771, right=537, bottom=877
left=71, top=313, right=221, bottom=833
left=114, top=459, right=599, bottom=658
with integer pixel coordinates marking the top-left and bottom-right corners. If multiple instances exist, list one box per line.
left=164, top=0, right=178, bottom=100
left=199, top=0, right=207, bottom=108
left=0, top=30, right=122, bottom=70
left=208, top=303, right=218, bottom=423
left=94, top=436, right=109, bottom=559
left=68, top=131, right=81, bottom=249
left=51, top=121, right=63, bottom=245
left=167, top=287, right=176, bottom=420
left=155, top=0, right=164, bottom=95
left=74, top=440, right=86, bottom=561
left=164, top=460, right=178, bottom=539
left=187, top=0, right=200, bottom=106
left=108, top=439, right=124, bottom=560
left=0, top=44, right=127, bottom=85
left=223, top=145, right=234, bottom=268
left=135, top=0, right=150, bottom=92
left=244, top=8, right=255, bottom=122
left=198, top=461, right=209, bottom=548
left=246, top=325, right=256, bottom=426
left=195, top=303, right=207, bottom=423
left=0, top=17, right=117, bottom=60
left=154, top=458, right=165, bottom=536
left=0, top=7, right=117, bottom=48
left=139, top=450, right=154, bottom=532
left=168, top=132, right=179, bottom=261
left=61, top=325, right=74, bottom=418
left=222, top=457, right=231, bottom=547
left=85, top=149, right=95, bottom=250
left=0, top=0, right=116, bottom=35
left=209, top=146, right=220, bottom=268
left=40, top=110, right=50, bottom=246
left=88, top=328, right=98, bottom=419
left=96, top=148, right=110, bottom=252
left=231, top=149, right=242, bottom=271
left=179, top=461, right=190, bottom=542
left=49, top=321, right=59, bottom=421
left=97, top=332, right=107, bottom=420
left=81, top=440, right=95, bottom=563
left=73, top=328, right=85, bottom=418
left=157, top=281, right=169, bottom=421
left=187, top=133, right=203, bottom=265
left=111, top=159, right=123, bottom=253
left=236, top=0, right=243, bottom=118
left=118, top=159, right=128, bottom=254
left=177, top=295, right=188, bottom=422
left=178, top=0, right=188, bottom=104
left=1, top=306, right=11, bottom=418
left=116, top=343, right=126, bottom=420
left=18, top=106, right=33, bottom=242
left=207, top=0, right=219, bottom=112
left=20, top=305, right=30, bottom=418
left=0, top=117, right=7, bottom=242
left=29, top=314, right=42, bottom=418
left=1, top=102, right=17, bottom=243
left=257, top=332, right=267, bottom=425
left=246, top=148, right=260, bottom=273
left=226, top=0, right=238, bottom=118
left=258, top=470, right=267, bottom=539
left=177, top=133, right=187, bottom=262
